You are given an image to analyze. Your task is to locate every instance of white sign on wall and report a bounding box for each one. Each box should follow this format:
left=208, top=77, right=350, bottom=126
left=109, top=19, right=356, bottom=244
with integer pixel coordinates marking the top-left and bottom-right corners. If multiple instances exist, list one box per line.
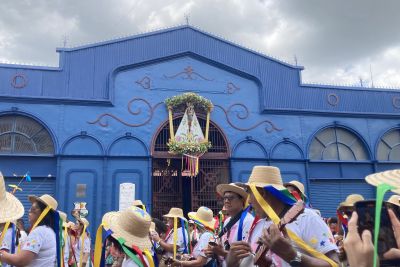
left=119, top=183, right=135, bottom=211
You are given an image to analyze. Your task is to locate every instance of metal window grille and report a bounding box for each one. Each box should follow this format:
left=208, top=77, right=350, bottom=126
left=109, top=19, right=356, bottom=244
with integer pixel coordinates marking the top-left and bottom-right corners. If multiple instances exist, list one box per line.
left=0, top=115, right=54, bottom=155
left=309, top=127, right=368, bottom=161
left=377, top=129, right=400, bottom=161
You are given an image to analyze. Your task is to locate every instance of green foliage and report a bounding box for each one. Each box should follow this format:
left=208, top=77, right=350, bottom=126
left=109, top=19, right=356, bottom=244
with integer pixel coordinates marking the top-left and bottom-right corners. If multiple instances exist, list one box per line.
left=165, top=92, right=213, bottom=112
left=167, top=139, right=212, bottom=155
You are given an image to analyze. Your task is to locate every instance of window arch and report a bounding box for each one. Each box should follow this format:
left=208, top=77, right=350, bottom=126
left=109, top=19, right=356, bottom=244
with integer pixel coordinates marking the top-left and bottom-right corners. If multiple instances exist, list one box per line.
left=309, top=127, right=368, bottom=161
left=0, top=114, right=54, bottom=155
left=377, top=128, right=400, bottom=161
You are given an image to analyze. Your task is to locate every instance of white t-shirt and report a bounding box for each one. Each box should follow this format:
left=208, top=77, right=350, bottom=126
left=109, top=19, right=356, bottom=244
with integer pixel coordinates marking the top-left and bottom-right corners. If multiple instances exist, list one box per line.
left=19, top=230, right=28, bottom=246
left=192, top=231, right=213, bottom=263
left=164, top=227, right=189, bottom=258
left=63, top=234, right=71, bottom=266
left=122, top=255, right=149, bottom=267
left=72, top=235, right=91, bottom=266
left=242, top=209, right=338, bottom=267
left=221, top=211, right=254, bottom=246
left=0, top=228, right=14, bottom=267
left=22, top=225, right=57, bottom=267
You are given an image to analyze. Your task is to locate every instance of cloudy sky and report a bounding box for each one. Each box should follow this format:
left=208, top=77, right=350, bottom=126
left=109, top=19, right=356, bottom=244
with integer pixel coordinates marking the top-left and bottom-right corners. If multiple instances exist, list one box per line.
left=1, top=0, right=399, bottom=88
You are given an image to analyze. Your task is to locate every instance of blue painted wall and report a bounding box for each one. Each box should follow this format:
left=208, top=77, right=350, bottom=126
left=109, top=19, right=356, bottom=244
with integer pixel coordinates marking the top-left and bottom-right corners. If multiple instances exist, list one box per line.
left=0, top=25, right=399, bottom=230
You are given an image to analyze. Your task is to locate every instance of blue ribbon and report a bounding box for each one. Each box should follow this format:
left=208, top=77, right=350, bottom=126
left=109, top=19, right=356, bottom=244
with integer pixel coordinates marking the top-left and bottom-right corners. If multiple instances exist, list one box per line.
left=151, top=241, right=159, bottom=267
left=11, top=223, right=16, bottom=254
left=237, top=206, right=250, bottom=241
left=53, top=211, right=61, bottom=267
left=180, top=218, right=188, bottom=254
left=100, top=229, right=113, bottom=267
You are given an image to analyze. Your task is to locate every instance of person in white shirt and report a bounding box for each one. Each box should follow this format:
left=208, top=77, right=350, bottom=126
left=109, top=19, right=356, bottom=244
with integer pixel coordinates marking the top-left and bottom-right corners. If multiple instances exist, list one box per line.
left=70, top=217, right=91, bottom=267
left=226, top=166, right=339, bottom=267
left=1, top=194, right=58, bottom=267
left=172, top=206, right=216, bottom=267
left=16, top=219, right=28, bottom=245
left=204, top=183, right=254, bottom=264
left=151, top=207, right=189, bottom=265
left=101, top=206, right=154, bottom=267
left=0, top=172, right=25, bottom=267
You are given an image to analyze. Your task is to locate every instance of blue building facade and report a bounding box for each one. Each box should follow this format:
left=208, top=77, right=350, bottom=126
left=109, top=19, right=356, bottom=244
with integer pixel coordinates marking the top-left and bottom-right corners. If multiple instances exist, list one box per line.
left=1, top=25, right=400, bottom=234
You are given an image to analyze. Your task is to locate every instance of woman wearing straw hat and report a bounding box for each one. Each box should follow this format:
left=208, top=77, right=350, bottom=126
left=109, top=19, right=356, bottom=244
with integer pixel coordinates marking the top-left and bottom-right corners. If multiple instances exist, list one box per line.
left=171, top=206, right=216, bottom=267
left=101, top=206, right=153, bottom=267
left=151, top=208, right=189, bottom=266
left=70, top=217, right=91, bottom=267
left=227, top=166, right=339, bottom=267
left=0, top=172, right=25, bottom=267
left=0, top=193, right=59, bottom=267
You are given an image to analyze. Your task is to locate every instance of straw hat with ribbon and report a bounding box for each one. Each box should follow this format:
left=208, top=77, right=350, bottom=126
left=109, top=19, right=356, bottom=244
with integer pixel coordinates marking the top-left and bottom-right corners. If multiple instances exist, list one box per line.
left=216, top=183, right=248, bottom=199
left=246, top=166, right=338, bottom=267
left=246, top=166, right=285, bottom=190
left=188, top=206, right=216, bottom=230
left=28, top=194, right=58, bottom=210
left=284, top=180, right=306, bottom=197
left=94, top=206, right=154, bottom=267
left=102, top=206, right=152, bottom=251
left=133, top=199, right=147, bottom=211
left=388, top=195, right=400, bottom=207
left=339, top=194, right=364, bottom=208
left=0, top=172, right=24, bottom=223
left=163, top=207, right=187, bottom=221
left=365, top=169, right=400, bottom=194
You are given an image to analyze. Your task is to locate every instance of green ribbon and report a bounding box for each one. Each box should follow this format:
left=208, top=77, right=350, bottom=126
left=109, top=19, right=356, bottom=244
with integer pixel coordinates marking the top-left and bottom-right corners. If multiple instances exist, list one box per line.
left=117, top=237, right=144, bottom=267
left=373, top=183, right=395, bottom=267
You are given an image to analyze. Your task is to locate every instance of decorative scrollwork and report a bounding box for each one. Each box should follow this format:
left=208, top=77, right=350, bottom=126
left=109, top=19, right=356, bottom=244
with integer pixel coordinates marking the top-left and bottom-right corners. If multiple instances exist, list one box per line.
left=393, top=96, right=400, bottom=109
left=136, top=76, right=151, bottom=89
left=164, top=66, right=213, bottom=81
left=215, top=103, right=282, bottom=133
left=226, top=82, right=240, bottom=94
left=88, top=98, right=163, bottom=127
left=327, top=93, right=339, bottom=106
left=11, top=73, right=28, bottom=89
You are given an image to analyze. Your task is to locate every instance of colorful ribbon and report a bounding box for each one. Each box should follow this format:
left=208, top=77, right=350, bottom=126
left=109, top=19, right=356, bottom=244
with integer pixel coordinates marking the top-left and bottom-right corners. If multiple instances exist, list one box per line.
left=0, top=222, right=11, bottom=251
left=78, top=225, right=87, bottom=267
left=30, top=206, right=52, bottom=232
left=249, top=184, right=338, bottom=267
left=173, top=217, right=178, bottom=259
left=237, top=206, right=250, bottom=241
left=373, top=183, right=394, bottom=267
left=118, top=237, right=144, bottom=267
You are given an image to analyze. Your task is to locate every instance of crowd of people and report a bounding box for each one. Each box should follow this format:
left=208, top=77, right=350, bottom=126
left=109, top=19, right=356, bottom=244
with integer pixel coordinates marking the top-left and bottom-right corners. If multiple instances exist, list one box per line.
left=1, top=166, right=400, bottom=267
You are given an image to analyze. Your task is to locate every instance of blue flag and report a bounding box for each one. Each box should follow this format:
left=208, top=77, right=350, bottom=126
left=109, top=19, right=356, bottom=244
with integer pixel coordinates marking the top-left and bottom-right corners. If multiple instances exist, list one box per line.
left=25, top=174, right=31, bottom=182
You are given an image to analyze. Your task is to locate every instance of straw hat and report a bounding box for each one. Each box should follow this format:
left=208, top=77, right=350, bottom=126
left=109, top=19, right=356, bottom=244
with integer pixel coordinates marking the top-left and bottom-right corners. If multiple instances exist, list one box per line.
left=365, top=169, right=400, bottom=194
left=58, top=211, right=71, bottom=227
left=216, top=183, right=248, bottom=199
left=284, top=180, right=306, bottom=196
left=150, top=222, right=156, bottom=232
left=339, top=194, right=364, bottom=208
left=163, top=207, right=187, bottom=221
left=28, top=194, right=58, bottom=210
left=102, top=206, right=152, bottom=251
left=0, top=172, right=24, bottom=223
left=246, top=166, right=285, bottom=190
left=388, top=195, right=400, bottom=207
left=188, top=206, right=216, bottom=230
left=133, top=199, right=144, bottom=207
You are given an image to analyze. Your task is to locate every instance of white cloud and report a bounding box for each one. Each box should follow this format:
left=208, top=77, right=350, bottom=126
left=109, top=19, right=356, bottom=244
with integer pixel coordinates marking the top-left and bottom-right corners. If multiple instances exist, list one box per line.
left=0, top=0, right=399, bottom=87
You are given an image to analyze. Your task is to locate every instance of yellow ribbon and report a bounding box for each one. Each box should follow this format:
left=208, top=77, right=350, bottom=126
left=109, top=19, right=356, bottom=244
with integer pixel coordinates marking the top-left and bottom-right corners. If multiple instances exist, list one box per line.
left=173, top=217, right=178, bottom=260
left=249, top=184, right=338, bottom=267
left=143, top=249, right=155, bottom=267
left=78, top=225, right=87, bottom=267
left=0, top=222, right=11, bottom=247
left=168, top=108, right=174, bottom=140
left=205, top=111, right=210, bottom=141
left=31, top=206, right=52, bottom=232
left=93, top=223, right=105, bottom=267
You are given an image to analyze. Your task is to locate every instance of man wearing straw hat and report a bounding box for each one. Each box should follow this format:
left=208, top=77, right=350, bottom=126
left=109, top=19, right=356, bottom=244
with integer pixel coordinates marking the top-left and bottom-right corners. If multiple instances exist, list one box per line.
left=151, top=207, right=189, bottom=266
left=0, top=172, right=25, bottom=267
left=227, top=166, right=339, bottom=267
left=207, top=182, right=253, bottom=262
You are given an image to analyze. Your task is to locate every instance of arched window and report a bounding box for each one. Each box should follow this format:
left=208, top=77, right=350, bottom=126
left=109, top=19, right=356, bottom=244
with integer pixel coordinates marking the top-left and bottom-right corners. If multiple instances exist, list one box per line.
left=0, top=115, right=54, bottom=155
left=309, top=127, right=368, bottom=161
left=377, top=128, right=400, bottom=161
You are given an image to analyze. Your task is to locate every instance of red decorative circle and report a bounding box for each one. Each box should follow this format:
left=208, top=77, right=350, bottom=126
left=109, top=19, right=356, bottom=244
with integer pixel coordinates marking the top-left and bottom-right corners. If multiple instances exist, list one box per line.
left=11, top=73, right=28, bottom=89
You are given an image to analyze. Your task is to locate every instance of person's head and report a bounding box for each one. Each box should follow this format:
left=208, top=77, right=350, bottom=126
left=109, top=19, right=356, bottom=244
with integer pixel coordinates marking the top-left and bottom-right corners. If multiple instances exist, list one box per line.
left=163, top=208, right=186, bottom=227
left=0, top=172, right=24, bottom=225
left=248, top=186, right=284, bottom=217
left=338, top=194, right=364, bottom=218
left=107, top=236, right=124, bottom=258
left=27, top=194, right=58, bottom=228
left=328, top=217, right=338, bottom=234
left=17, top=219, right=25, bottom=231
left=74, top=217, right=89, bottom=236
left=216, top=183, right=248, bottom=216
left=152, top=218, right=167, bottom=235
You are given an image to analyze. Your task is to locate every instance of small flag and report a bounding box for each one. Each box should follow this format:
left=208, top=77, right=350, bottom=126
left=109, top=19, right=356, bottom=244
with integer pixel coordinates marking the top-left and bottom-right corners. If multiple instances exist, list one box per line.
left=25, top=174, right=31, bottom=182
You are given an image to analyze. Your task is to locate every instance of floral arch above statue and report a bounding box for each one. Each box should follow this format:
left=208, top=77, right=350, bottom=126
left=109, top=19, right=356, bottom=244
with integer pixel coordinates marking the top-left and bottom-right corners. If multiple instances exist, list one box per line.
left=165, top=92, right=213, bottom=177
